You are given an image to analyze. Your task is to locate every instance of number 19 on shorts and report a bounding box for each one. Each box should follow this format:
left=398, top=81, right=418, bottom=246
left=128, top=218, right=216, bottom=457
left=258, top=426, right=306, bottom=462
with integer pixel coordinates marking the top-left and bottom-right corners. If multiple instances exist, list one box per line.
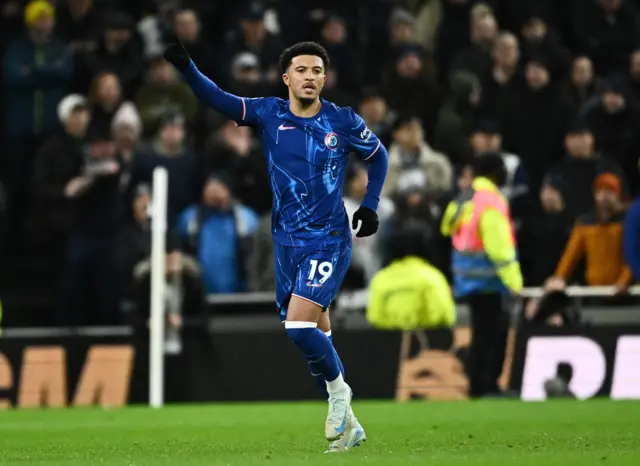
left=308, top=260, right=333, bottom=284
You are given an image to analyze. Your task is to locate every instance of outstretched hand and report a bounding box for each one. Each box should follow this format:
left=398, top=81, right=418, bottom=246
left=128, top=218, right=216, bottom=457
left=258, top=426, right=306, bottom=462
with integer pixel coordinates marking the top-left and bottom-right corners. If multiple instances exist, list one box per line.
left=163, top=36, right=191, bottom=71
left=352, top=207, right=379, bottom=238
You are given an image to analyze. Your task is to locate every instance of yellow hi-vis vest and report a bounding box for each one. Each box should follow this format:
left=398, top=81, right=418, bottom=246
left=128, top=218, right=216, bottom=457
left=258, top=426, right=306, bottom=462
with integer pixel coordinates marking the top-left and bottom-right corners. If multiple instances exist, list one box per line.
left=366, top=256, right=456, bottom=330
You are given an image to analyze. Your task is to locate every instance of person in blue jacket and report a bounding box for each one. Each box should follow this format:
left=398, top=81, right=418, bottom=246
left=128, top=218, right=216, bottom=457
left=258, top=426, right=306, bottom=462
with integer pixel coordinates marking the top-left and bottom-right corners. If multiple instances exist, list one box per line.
left=623, top=197, right=640, bottom=280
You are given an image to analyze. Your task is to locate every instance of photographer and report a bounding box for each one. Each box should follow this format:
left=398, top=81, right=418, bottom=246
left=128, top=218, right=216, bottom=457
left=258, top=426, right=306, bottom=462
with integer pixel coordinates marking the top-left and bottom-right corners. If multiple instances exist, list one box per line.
left=58, top=132, right=124, bottom=326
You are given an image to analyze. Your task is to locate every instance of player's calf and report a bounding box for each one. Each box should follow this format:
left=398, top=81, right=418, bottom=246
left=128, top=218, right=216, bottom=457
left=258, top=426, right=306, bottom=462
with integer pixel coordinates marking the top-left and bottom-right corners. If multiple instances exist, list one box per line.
left=286, top=296, right=351, bottom=440
left=309, top=329, right=344, bottom=400
left=285, top=321, right=342, bottom=381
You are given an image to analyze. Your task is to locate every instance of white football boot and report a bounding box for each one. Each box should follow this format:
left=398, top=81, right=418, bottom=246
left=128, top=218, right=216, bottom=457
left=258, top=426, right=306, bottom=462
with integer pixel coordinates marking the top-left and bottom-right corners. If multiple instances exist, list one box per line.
left=325, top=407, right=367, bottom=453
left=325, top=384, right=352, bottom=441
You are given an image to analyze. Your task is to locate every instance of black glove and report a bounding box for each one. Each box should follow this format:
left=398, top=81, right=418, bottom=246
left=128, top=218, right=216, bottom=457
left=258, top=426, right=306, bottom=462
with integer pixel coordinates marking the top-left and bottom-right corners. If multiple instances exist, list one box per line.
left=163, top=37, right=191, bottom=71
left=352, top=207, right=379, bottom=238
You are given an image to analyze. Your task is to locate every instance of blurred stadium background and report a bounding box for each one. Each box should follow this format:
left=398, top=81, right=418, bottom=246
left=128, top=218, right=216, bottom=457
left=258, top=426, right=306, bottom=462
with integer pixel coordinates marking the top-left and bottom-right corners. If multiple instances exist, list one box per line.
left=1, top=0, right=640, bottom=464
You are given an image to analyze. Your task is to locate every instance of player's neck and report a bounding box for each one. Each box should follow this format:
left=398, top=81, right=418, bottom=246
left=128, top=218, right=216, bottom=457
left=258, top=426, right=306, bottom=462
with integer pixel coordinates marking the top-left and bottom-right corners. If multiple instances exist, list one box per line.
left=289, top=97, right=322, bottom=118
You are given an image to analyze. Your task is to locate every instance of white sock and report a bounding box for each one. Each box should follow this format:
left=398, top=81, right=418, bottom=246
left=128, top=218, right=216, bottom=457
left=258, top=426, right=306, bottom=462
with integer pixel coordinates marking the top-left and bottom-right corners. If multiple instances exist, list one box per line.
left=326, top=373, right=348, bottom=394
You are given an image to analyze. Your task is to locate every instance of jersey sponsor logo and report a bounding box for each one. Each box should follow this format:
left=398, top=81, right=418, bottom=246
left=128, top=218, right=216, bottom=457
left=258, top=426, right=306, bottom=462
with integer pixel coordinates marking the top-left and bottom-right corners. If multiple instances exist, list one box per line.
left=306, top=281, right=323, bottom=287
left=360, top=127, right=372, bottom=140
left=278, top=123, right=296, bottom=130
left=324, top=132, right=340, bottom=150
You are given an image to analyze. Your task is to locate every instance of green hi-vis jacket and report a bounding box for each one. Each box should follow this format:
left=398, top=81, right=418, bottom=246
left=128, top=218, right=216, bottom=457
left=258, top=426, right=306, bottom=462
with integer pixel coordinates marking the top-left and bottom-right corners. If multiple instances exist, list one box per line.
left=366, top=256, right=456, bottom=330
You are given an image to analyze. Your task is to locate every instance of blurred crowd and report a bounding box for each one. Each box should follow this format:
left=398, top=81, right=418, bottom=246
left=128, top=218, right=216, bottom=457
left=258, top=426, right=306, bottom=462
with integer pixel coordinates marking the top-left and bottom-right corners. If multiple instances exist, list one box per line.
left=2, top=0, right=640, bottom=327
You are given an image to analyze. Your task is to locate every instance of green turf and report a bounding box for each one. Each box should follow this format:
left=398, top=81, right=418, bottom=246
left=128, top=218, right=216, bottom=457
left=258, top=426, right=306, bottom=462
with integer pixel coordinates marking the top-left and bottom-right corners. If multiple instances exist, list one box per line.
left=0, top=400, right=639, bottom=465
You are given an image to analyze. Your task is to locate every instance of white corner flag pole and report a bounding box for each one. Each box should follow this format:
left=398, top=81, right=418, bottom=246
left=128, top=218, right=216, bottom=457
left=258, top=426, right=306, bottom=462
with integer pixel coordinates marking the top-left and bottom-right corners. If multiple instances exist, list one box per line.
left=149, top=167, right=168, bottom=408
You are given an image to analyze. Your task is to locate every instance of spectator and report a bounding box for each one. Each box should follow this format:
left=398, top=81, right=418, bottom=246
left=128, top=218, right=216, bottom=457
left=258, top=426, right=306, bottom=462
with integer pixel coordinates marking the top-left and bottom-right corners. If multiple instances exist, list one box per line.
left=130, top=112, right=199, bottom=227
left=367, top=220, right=455, bottom=330
left=455, top=160, right=475, bottom=193
left=55, top=0, right=102, bottom=92
left=91, top=12, right=144, bottom=97
left=59, top=132, right=124, bottom=326
left=226, top=52, right=274, bottom=98
left=469, top=120, right=530, bottom=219
left=434, top=71, right=481, bottom=166
left=117, top=186, right=203, bottom=332
left=623, top=195, right=640, bottom=280
left=518, top=175, right=574, bottom=286
left=500, top=0, right=567, bottom=34
left=547, top=173, right=631, bottom=290
left=86, top=71, right=128, bottom=140
left=111, top=102, right=142, bottom=170
left=450, top=7, right=498, bottom=79
left=585, top=80, right=640, bottom=192
left=320, top=68, right=357, bottom=109
left=566, top=56, right=603, bottom=115
left=1, top=0, right=25, bottom=49
left=479, top=32, right=520, bottom=120
left=501, top=57, right=573, bottom=191
left=10, top=0, right=640, bottom=328
left=519, top=15, right=571, bottom=81
left=135, top=56, right=198, bottom=136
left=115, top=186, right=154, bottom=302
left=384, top=116, right=453, bottom=196
left=435, top=0, right=497, bottom=84
left=344, top=163, right=395, bottom=287
left=177, top=173, right=259, bottom=294
left=383, top=48, right=441, bottom=143
left=173, top=9, right=217, bottom=81
left=248, top=213, right=275, bottom=292
left=383, top=184, right=442, bottom=271
left=385, top=9, right=428, bottom=74
left=55, top=0, right=101, bottom=45
left=203, top=120, right=271, bottom=215
left=319, top=14, right=357, bottom=92
left=31, top=94, right=90, bottom=240
left=547, top=120, right=624, bottom=219
left=572, top=0, right=640, bottom=76
left=524, top=289, right=585, bottom=329
left=413, top=0, right=443, bottom=52
left=225, top=3, right=283, bottom=87
left=111, top=102, right=143, bottom=211
left=3, top=0, right=73, bottom=239
left=357, top=92, right=395, bottom=147
left=624, top=48, right=640, bottom=109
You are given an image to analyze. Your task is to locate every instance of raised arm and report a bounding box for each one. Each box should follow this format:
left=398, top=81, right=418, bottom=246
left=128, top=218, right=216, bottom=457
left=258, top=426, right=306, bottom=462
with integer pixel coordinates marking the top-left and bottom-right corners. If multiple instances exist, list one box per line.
left=347, top=110, right=389, bottom=237
left=163, top=39, right=244, bottom=122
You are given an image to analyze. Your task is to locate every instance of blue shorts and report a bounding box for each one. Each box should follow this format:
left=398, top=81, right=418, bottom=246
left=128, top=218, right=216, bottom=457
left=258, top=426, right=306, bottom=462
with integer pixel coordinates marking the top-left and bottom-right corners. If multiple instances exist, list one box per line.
left=275, top=240, right=352, bottom=321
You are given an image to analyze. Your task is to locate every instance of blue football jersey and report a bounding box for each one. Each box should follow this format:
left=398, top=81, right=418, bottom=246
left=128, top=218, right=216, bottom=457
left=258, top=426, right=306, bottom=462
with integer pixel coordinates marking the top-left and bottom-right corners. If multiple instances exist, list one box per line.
left=234, top=97, right=382, bottom=247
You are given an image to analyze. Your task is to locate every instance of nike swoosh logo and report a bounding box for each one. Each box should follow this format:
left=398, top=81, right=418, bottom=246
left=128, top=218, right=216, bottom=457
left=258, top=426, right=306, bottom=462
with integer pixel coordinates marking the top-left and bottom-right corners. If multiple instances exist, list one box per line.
left=337, top=407, right=348, bottom=433
left=279, top=124, right=296, bottom=130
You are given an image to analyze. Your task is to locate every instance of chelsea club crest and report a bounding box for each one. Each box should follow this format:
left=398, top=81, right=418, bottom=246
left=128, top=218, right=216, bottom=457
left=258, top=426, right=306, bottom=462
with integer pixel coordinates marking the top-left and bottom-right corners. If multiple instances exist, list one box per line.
left=324, top=132, right=340, bottom=150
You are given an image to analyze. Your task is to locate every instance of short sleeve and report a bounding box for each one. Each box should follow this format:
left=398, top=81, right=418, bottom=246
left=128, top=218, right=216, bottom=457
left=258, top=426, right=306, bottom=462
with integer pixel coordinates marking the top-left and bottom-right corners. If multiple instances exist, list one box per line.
left=236, top=97, right=271, bottom=127
left=345, top=109, right=382, bottom=161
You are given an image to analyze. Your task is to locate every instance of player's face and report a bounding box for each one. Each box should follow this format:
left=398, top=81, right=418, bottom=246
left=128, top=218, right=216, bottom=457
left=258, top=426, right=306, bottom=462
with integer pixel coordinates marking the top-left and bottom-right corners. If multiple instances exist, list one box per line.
left=283, top=55, right=325, bottom=102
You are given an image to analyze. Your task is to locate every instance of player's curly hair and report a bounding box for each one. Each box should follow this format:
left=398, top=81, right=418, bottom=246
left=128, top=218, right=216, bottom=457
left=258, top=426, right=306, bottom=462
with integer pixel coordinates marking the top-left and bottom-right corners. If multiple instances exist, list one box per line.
left=279, top=41, right=331, bottom=73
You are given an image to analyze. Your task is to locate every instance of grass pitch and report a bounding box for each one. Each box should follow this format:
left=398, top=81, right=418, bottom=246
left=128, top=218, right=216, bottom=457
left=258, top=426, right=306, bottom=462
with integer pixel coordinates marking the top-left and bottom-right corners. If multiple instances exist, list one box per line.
left=0, top=399, right=639, bottom=465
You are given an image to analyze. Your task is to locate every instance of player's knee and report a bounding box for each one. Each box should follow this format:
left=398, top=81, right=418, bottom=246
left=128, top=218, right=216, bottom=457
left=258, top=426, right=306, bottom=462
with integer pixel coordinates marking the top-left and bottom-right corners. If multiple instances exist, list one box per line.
left=284, top=321, right=317, bottom=346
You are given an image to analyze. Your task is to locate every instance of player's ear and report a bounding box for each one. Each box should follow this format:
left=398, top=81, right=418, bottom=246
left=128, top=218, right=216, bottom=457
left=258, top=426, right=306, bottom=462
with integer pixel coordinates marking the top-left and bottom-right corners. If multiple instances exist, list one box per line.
left=282, top=73, right=289, bottom=87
